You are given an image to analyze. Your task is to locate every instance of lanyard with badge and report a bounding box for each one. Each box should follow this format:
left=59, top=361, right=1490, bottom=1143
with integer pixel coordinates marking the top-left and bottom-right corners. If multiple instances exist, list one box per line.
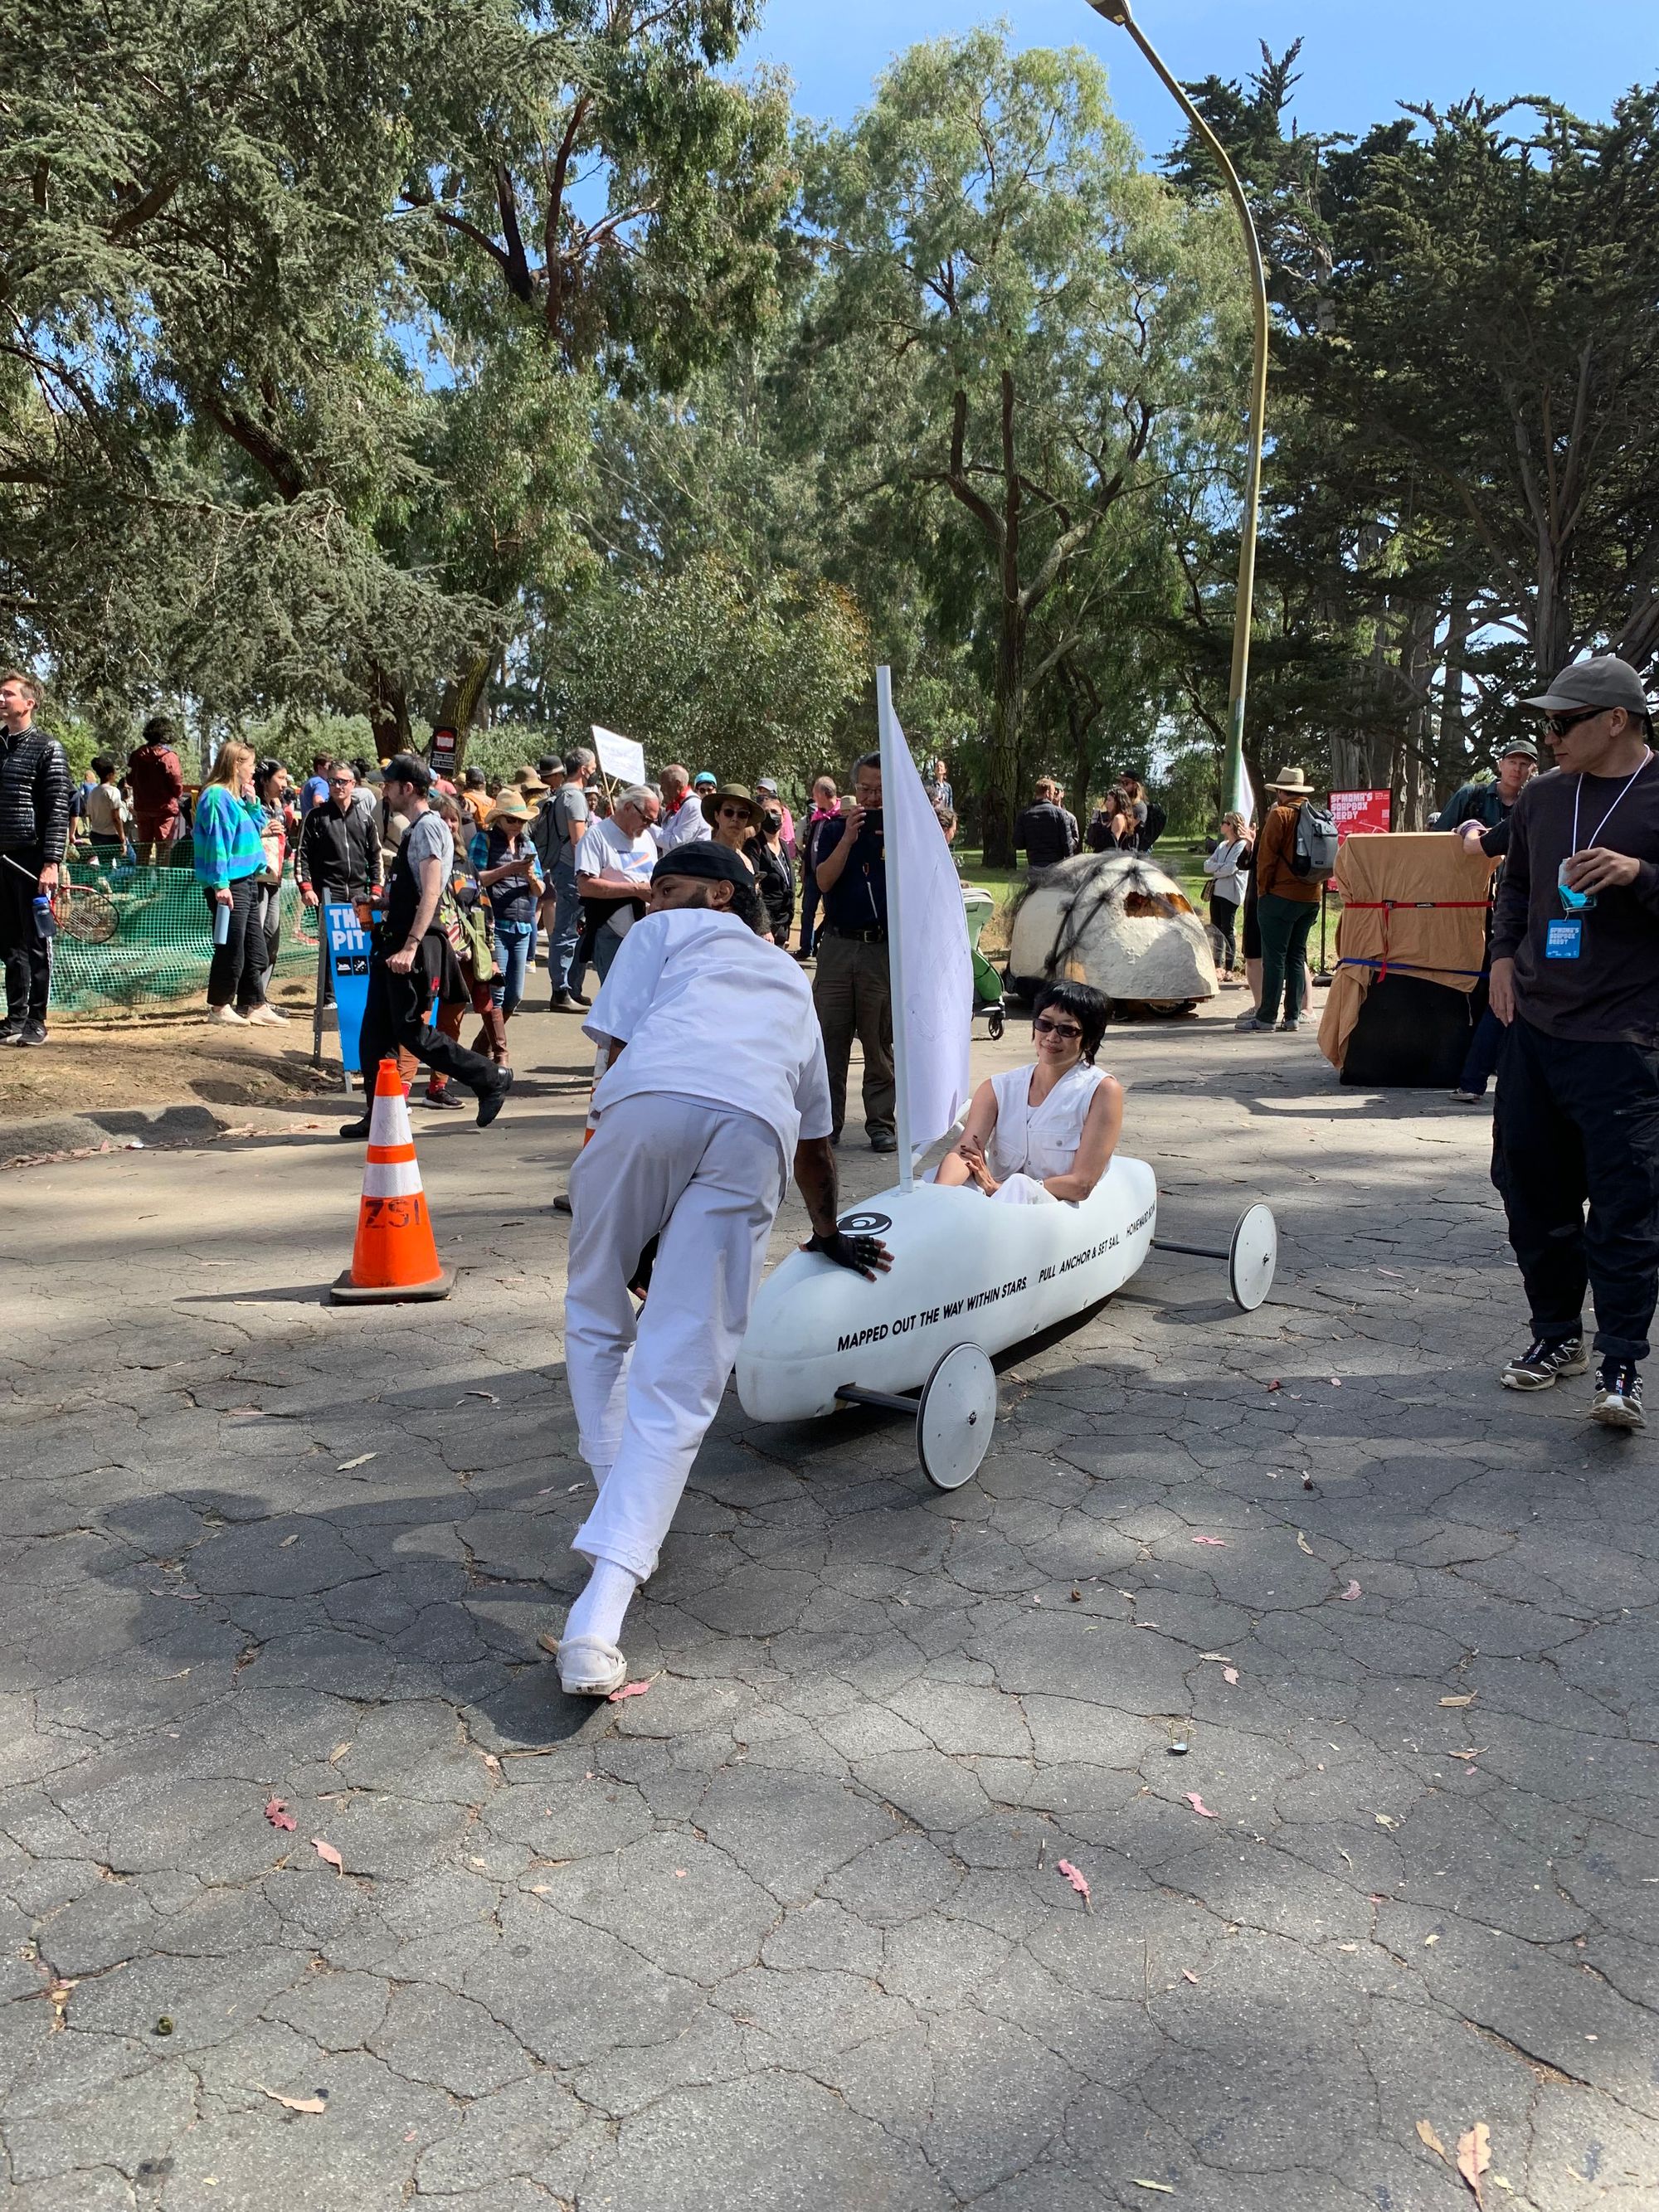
left=1548, top=751, right=1653, bottom=959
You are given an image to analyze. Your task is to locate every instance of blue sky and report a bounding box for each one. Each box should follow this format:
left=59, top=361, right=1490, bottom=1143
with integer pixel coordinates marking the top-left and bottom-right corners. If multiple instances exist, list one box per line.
left=742, top=1, right=1657, bottom=150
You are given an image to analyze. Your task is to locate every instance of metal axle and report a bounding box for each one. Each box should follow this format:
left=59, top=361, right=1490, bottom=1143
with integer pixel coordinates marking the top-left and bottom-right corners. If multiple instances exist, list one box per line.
left=835, top=1383, right=922, bottom=1417
left=1151, top=1237, right=1230, bottom=1263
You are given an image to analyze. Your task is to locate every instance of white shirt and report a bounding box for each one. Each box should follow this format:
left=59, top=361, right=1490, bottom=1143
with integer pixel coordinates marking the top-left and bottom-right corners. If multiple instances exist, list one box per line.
left=986, top=1062, right=1108, bottom=1184
left=576, top=815, right=658, bottom=938
left=585, top=909, right=833, bottom=1167
left=656, top=795, right=711, bottom=853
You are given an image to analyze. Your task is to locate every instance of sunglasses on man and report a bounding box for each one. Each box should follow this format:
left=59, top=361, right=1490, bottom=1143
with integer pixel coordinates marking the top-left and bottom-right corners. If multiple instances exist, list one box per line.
left=1543, top=707, right=1609, bottom=738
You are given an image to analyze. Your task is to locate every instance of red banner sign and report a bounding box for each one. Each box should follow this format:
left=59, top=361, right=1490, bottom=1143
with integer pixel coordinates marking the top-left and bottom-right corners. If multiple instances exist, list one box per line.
left=1330, top=788, right=1391, bottom=842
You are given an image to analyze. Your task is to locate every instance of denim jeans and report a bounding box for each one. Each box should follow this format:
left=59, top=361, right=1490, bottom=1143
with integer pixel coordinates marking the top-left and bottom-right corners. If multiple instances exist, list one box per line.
left=1457, top=1005, right=1504, bottom=1097
left=491, top=918, right=537, bottom=1015
left=547, top=860, right=586, bottom=999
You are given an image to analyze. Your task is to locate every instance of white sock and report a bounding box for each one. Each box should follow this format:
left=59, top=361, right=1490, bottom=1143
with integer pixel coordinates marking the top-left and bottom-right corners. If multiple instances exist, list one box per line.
left=564, top=1558, right=639, bottom=1649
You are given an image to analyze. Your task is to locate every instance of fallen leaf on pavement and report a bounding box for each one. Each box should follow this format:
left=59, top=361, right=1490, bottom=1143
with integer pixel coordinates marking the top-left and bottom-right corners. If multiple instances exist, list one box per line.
left=1191, top=1535, right=1228, bottom=1547
left=264, top=1797, right=297, bottom=1833
left=1416, top=2119, right=1450, bottom=2164
left=1056, top=1858, right=1090, bottom=1902
left=328, top=1742, right=351, bottom=1764
left=335, top=1453, right=376, bottom=1471
left=280, top=1534, right=299, bottom=1548
left=1223, top=1667, right=1239, bottom=1686
left=1457, top=2121, right=1491, bottom=2203
left=1181, top=1969, right=1199, bottom=1985
left=258, top=2085, right=327, bottom=2115
left=1265, top=1378, right=1282, bottom=1392
left=1374, top=1812, right=1399, bottom=1830
left=1340, top=1580, right=1362, bottom=1601
left=310, top=1838, right=344, bottom=1874
left=1440, top=1693, right=1477, bottom=1707
left=1378, top=1267, right=1404, bottom=1277
left=1328, top=1377, right=1342, bottom=1387
left=1296, top=1532, right=1315, bottom=1555
left=1185, top=1793, right=1218, bottom=1819
left=1131, top=2183, right=1175, bottom=2195
left=607, top=1680, right=651, bottom=1703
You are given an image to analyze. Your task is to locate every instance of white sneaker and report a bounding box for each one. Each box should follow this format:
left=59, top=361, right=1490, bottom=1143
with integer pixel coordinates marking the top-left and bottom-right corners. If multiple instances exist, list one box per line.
left=244, top=1004, right=288, bottom=1025
left=551, top=1633, right=628, bottom=1698
left=207, top=1004, right=248, bottom=1025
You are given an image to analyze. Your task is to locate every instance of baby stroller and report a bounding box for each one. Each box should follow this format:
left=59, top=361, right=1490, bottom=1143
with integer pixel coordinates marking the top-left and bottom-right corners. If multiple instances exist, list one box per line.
left=962, top=883, right=1005, bottom=1040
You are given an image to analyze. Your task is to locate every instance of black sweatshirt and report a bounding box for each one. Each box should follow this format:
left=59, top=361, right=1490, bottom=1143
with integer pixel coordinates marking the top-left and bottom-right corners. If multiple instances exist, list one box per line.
left=1491, top=758, right=1659, bottom=1046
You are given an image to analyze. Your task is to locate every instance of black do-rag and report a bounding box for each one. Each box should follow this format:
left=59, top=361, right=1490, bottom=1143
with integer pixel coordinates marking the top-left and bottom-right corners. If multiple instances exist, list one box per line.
left=653, top=841, right=754, bottom=893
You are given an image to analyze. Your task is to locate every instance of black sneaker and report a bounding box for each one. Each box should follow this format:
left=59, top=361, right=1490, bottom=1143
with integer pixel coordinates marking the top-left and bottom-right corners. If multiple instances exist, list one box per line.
left=0, top=1019, right=22, bottom=1046
left=3, top=1017, right=46, bottom=1047
left=422, top=1087, right=465, bottom=1111
left=338, top=1115, right=371, bottom=1141
left=1591, top=1360, right=1645, bottom=1431
left=870, top=1130, right=898, bottom=1154
left=1501, top=1336, right=1589, bottom=1391
left=476, top=1069, right=513, bottom=1129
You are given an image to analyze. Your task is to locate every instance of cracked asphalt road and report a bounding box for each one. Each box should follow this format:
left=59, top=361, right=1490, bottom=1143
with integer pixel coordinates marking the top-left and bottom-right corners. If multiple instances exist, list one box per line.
left=2, top=996, right=1654, bottom=2211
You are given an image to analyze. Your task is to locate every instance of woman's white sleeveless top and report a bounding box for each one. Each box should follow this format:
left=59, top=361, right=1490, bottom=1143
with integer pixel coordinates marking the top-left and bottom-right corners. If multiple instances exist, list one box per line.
left=986, top=1062, right=1107, bottom=1184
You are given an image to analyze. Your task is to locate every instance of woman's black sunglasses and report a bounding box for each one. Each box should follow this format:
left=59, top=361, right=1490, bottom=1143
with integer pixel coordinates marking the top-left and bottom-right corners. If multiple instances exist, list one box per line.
left=1032, top=1015, right=1082, bottom=1039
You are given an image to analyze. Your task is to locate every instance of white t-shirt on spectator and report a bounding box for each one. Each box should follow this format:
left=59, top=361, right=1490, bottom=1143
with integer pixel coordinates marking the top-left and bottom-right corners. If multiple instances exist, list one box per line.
left=656, top=795, right=711, bottom=853
left=584, top=909, right=833, bottom=1167
left=576, top=815, right=658, bottom=938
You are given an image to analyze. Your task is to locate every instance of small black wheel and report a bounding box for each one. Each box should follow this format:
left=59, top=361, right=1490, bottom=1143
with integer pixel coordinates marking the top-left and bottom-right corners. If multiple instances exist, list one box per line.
left=987, top=1009, right=1005, bottom=1040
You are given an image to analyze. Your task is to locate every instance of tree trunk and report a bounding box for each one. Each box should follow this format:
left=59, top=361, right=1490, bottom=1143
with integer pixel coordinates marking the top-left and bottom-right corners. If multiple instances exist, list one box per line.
left=1389, top=602, right=1437, bottom=831
left=367, top=664, right=410, bottom=761
left=982, top=606, right=1024, bottom=867
left=1436, top=600, right=1473, bottom=805
left=435, top=649, right=494, bottom=769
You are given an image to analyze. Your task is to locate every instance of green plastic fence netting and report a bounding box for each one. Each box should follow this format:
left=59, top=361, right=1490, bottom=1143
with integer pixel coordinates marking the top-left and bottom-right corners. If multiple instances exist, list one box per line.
left=51, top=852, right=324, bottom=1018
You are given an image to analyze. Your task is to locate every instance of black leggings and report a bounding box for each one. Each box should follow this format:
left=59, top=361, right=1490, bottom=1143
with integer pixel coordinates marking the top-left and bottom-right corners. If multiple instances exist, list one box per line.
left=1210, top=894, right=1240, bottom=970
left=204, top=873, right=269, bottom=1010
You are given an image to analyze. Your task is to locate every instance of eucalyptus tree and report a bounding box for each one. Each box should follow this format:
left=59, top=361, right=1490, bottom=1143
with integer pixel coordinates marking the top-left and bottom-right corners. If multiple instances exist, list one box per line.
left=805, top=30, right=1244, bottom=861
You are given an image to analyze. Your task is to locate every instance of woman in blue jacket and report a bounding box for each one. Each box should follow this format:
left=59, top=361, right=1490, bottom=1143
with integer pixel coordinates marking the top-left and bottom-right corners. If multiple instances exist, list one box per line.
left=193, top=742, right=282, bottom=1024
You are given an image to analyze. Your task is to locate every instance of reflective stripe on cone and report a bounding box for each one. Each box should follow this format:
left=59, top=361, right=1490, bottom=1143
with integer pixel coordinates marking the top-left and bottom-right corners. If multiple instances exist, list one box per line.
left=332, top=1057, right=454, bottom=1304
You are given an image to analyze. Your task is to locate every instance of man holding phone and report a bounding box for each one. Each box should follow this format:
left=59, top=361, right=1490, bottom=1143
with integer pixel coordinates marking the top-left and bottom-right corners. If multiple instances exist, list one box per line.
left=1487, top=654, right=1659, bottom=1427
left=810, top=751, right=897, bottom=1151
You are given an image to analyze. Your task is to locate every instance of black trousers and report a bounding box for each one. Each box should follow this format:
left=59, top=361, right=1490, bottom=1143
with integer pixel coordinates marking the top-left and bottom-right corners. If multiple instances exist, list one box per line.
left=1492, top=1014, right=1659, bottom=1362
left=1210, top=893, right=1240, bottom=970
left=358, top=951, right=499, bottom=1096
left=0, top=847, right=52, bottom=1023
left=203, top=873, right=269, bottom=1010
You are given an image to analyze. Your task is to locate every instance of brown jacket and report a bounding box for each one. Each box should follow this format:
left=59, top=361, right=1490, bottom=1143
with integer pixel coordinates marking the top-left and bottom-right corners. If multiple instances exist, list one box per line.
left=1255, top=800, right=1321, bottom=903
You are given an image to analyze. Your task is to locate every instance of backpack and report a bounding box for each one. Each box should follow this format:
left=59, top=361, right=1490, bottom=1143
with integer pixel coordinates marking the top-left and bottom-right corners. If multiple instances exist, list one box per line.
left=1291, top=800, right=1340, bottom=878
left=1139, top=800, right=1166, bottom=850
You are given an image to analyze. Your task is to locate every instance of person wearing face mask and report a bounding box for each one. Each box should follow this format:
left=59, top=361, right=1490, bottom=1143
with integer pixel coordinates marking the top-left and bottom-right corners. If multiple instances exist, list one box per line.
left=747, top=800, right=795, bottom=945
left=1486, top=655, right=1659, bottom=1430
left=934, top=981, right=1122, bottom=1205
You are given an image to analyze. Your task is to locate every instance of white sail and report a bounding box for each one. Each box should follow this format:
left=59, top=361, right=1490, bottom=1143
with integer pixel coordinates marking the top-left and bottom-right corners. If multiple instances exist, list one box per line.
left=876, top=667, right=974, bottom=1189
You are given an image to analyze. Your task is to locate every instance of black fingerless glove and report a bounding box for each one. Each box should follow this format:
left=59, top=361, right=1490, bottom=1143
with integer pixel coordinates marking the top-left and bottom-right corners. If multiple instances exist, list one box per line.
left=808, top=1228, right=883, bottom=1273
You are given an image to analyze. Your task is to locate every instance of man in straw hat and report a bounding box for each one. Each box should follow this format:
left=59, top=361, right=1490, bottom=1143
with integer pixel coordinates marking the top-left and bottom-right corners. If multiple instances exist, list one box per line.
left=1485, top=654, right=1659, bottom=1430
left=1246, top=765, right=1324, bottom=1033
left=552, top=840, right=890, bottom=1695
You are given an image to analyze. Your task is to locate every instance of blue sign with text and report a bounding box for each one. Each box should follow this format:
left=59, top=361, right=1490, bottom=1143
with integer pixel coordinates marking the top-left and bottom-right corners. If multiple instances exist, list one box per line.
left=324, top=902, right=373, bottom=1072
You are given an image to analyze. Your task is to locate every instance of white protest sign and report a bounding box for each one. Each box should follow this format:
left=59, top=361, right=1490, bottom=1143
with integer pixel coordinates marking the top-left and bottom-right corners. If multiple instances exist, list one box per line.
left=591, top=724, right=646, bottom=786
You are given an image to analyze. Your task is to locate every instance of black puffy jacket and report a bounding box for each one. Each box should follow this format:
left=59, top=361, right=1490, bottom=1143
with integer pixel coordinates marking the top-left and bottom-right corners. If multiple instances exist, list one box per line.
left=0, top=725, right=73, bottom=857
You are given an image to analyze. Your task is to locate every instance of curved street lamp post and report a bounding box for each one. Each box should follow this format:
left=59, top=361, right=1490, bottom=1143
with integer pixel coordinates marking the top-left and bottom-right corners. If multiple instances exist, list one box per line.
left=1085, top=0, right=1270, bottom=819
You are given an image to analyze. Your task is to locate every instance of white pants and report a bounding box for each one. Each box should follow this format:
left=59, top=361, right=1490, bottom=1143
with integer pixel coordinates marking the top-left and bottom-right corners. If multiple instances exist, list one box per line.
left=565, top=1093, right=785, bottom=1580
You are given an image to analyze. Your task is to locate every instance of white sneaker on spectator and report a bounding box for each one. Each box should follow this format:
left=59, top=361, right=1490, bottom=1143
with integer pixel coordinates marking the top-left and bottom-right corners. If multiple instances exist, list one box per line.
left=207, top=1004, right=248, bottom=1024
left=245, top=1004, right=287, bottom=1024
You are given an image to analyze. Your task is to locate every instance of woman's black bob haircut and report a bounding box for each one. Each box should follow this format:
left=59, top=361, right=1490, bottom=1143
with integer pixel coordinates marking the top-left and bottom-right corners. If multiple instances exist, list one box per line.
left=1031, top=979, right=1111, bottom=1063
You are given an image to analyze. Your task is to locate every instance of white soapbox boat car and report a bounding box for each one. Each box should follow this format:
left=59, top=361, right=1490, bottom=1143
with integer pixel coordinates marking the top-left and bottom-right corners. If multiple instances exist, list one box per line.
left=736, top=1159, right=1276, bottom=1490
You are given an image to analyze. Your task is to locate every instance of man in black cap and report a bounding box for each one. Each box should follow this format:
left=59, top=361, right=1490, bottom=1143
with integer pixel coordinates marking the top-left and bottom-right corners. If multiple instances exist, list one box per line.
left=1488, top=654, right=1659, bottom=1428
left=338, top=755, right=513, bottom=1137
left=1436, top=738, right=1539, bottom=832
left=552, top=839, right=889, bottom=1697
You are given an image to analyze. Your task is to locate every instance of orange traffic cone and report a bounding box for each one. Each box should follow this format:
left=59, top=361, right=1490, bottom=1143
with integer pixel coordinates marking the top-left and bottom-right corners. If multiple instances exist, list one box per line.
left=331, top=1058, right=454, bottom=1304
